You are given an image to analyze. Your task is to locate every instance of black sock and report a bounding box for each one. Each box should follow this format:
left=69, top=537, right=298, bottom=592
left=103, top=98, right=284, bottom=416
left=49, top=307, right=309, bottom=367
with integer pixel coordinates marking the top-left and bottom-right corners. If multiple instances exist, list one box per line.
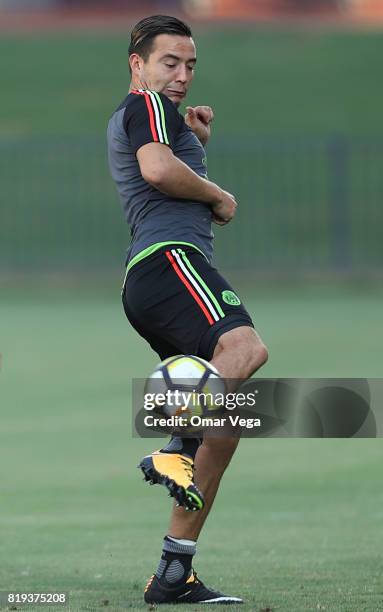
left=160, top=436, right=202, bottom=460
left=155, top=536, right=196, bottom=586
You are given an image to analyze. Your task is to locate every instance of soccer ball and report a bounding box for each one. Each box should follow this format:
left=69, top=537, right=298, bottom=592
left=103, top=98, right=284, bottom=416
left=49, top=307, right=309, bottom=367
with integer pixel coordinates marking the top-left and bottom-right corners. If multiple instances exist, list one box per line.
left=144, top=355, right=226, bottom=419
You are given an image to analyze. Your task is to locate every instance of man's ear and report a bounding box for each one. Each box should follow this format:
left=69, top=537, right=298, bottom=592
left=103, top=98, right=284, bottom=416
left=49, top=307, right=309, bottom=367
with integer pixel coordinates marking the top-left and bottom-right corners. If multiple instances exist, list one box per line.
left=129, top=53, right=142, bottom=76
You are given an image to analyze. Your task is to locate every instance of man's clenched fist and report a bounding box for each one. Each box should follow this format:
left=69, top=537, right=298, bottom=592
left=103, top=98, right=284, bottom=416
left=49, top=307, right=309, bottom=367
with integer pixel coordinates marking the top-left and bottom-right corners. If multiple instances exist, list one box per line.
left=185, top=105, right=214, bottom=146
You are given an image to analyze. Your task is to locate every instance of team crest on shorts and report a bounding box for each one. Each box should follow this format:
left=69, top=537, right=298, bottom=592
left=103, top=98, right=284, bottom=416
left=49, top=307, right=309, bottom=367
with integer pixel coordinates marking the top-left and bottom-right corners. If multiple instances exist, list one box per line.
left=221, top=290, right=241, bottom=306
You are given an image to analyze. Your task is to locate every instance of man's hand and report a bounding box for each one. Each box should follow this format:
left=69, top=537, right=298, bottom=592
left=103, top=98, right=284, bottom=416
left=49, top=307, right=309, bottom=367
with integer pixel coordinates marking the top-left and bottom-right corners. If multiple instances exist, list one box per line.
left=185, top=106, right=214, bottom=146
left=211, top=189, right=238, bottom=225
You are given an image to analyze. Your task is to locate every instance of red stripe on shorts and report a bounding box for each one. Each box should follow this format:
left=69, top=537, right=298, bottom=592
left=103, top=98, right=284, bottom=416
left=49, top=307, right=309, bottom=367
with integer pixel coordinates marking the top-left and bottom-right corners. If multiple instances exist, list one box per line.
left=165, top=250, right=214, bottom=325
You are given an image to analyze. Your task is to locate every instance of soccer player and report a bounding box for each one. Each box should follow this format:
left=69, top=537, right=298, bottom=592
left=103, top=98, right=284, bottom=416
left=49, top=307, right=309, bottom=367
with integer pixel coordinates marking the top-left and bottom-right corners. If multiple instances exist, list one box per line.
left=107, top=15, right=268, bottom=605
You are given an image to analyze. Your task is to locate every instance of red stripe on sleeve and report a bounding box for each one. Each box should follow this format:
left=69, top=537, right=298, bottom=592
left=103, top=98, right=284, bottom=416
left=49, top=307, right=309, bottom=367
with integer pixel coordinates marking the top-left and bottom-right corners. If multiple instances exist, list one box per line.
left=133, top=90, right=159, bottom=142
left=165, top=251, right=214, bottom=326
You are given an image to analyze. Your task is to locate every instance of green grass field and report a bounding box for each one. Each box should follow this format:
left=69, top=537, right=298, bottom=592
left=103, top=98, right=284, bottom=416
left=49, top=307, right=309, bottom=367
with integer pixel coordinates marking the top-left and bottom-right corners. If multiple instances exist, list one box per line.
left=1, top=287, right=383, bottom=611
left=1, top=27, right=383, bottom=138
left=1, top=23, right=383, bottom=612
left=2, top=27, right=383, bottom=272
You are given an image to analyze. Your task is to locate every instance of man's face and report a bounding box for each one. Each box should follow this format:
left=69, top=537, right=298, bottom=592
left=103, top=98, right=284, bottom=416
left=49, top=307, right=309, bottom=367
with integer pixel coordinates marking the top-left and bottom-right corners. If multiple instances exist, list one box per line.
left=133, top=34, right=196, bottom=106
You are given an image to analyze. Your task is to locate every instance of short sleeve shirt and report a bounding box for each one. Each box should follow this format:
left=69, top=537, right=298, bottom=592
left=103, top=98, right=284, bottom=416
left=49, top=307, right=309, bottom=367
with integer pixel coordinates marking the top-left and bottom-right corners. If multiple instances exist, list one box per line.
left=107, top=89, right=213, bottom=264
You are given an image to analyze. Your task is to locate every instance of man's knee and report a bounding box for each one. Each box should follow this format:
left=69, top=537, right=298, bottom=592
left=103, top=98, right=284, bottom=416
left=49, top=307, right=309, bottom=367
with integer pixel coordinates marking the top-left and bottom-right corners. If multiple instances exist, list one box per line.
left=251, top=336, right=269, bottom=369
left=201, top=436, right=239, bottom=467
left=215, top=326, right=269, bottom=371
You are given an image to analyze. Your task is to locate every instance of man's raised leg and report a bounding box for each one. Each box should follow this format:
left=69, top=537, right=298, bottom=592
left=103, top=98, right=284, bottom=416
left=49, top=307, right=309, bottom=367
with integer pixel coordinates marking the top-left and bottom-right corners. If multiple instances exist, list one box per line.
left=144, top=327, right=268, bottom=604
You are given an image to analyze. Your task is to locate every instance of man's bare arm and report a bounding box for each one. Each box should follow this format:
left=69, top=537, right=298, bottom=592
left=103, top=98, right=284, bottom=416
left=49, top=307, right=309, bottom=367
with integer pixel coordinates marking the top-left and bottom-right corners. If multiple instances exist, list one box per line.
left=137, top=143, right=237, bottom=224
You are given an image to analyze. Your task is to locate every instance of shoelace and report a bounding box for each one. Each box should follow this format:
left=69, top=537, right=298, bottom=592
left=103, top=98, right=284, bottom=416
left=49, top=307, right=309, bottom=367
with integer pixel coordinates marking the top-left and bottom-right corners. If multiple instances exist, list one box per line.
left=180, top=457, right=194, bottom=480
left=187, top=569, right=200, bottom=584
left=144, top=575, right=155, bottom=593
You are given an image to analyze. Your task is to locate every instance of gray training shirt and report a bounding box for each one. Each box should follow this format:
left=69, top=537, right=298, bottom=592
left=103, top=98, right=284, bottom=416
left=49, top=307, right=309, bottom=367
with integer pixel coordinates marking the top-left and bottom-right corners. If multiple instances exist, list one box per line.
left=107, top=89, right=214, bottom=266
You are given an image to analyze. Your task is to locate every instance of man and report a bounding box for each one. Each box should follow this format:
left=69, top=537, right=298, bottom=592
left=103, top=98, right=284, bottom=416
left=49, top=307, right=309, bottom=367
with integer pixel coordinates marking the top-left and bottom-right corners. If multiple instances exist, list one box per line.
left=107, top=15, right=268, bottom=605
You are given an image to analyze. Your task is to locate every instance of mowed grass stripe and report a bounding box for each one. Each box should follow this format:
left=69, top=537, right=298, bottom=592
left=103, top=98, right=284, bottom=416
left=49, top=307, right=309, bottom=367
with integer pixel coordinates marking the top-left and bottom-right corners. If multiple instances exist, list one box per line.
left=1, top=291, right=382, bottom=609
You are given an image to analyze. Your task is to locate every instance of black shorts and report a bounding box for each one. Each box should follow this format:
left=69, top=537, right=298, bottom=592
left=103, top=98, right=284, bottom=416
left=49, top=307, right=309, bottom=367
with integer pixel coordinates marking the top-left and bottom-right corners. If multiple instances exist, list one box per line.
left=122, top=244, right=254, bottom=361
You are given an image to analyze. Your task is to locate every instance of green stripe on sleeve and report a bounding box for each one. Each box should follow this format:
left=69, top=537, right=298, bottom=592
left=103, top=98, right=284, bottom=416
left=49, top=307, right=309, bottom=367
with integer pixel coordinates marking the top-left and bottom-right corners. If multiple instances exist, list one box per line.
left=152, top=91, right=169, bottom=145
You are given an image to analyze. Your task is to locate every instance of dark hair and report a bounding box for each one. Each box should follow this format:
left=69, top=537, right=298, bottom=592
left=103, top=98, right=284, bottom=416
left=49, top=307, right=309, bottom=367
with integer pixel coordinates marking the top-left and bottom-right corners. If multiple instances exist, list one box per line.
left=128, top=15, right=192, bottom=68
